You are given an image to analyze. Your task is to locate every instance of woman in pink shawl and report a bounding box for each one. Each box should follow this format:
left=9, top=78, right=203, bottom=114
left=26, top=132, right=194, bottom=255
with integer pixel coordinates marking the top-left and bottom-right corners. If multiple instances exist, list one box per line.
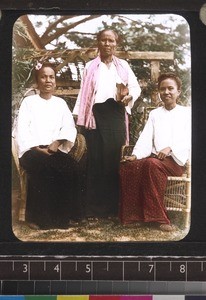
left=73, top=29, right=141, bottom=218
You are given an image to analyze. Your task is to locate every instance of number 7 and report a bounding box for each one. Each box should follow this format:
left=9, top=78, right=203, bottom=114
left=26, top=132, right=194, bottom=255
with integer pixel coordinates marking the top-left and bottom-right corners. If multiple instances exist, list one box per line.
left=149, top=264, right=154, bottom=273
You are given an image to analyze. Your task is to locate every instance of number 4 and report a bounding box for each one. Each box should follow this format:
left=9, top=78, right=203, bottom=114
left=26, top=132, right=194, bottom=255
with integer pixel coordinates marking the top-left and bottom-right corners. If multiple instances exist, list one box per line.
left=54, top=264, right=60, bottom=272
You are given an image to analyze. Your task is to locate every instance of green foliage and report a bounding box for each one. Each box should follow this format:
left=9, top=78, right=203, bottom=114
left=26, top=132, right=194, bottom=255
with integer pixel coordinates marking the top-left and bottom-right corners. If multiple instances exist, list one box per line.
left=13, top=14, right=191, bottom=140
left=68, top=32, right=97, bottom=48
left=12, top=48, right=34, bottom=93
left=61, top=14, right=191, bottom=104
left=12, top=20, right=35, bottom=123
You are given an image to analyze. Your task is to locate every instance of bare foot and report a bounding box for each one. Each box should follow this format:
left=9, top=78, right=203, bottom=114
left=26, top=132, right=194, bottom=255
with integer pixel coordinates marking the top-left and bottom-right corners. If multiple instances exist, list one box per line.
left=159, top=224, right=176, bottom=232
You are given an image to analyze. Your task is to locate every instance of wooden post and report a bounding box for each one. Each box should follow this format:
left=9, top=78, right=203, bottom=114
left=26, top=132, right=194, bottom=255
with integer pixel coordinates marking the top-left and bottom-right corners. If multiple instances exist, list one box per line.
left=151, top=60, right=160, bottom=81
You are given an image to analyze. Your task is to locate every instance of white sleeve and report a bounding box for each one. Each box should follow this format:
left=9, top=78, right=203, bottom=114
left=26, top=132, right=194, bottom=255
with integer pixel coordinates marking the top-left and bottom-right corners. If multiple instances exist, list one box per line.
left=132, top=113, right=154, bottom=159
left=58, top=101, right=77, bottom=153
left=123, top=60, right=141, bottom=114
left=171, top=107, right=191, bottom=165
left=16, top=98, right=40, bottom=157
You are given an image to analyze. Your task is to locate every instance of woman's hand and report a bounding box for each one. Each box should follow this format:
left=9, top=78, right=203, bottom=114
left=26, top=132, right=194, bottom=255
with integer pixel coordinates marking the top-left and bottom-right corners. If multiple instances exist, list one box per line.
left=32, top=146, right=52, bottom=156
left=121, top=95, right=133, bottom=106
left=32, top=140, right=65, bottom=155
left=121, top=154, right=137, bottom=162
left=157, top=147, right=171, bottom=160
left=47, top=140, right=62, bottom=154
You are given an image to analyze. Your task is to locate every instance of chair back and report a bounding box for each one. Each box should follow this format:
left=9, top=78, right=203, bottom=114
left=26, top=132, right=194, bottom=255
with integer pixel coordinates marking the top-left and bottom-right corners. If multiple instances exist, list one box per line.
left=68, top=133, right=87, bottom=162
left=12, top=136, right=21, bottom=175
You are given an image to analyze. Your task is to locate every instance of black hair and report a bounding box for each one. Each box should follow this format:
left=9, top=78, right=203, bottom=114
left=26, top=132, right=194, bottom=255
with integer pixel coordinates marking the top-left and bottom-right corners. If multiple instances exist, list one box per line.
left=96, top=29, right=119, bottom=43
left=157, top=72, right=182, bottom=90
left=34, top=62, right=56, bottom=83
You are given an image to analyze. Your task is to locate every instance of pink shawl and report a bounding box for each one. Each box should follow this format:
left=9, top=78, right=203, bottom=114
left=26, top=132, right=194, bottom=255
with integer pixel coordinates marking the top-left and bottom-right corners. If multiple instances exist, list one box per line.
left=77, top=55, right=130, bottom=143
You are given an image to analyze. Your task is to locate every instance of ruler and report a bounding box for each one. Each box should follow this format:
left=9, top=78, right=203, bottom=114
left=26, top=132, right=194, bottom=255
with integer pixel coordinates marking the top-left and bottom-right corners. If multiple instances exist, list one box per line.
left=0, top=256, right=206, bottom=281
left=0, top=256, right=206, bottom=295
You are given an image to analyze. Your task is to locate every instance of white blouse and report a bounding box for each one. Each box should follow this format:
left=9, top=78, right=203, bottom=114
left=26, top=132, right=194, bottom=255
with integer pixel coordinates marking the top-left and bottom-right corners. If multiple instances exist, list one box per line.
left=15, top=94, right=77, bottom=158
left=73, top=59, right=141, bottom=115
left=132, top=105, right=191, bottom=166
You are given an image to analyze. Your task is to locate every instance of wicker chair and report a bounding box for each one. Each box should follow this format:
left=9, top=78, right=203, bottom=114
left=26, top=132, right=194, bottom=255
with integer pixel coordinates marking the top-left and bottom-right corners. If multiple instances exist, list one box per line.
left=12, top=133, right=87, bottom=222
left=12, top=137, right=28, bottom=222
left=120, top=145, right=191, bottom=228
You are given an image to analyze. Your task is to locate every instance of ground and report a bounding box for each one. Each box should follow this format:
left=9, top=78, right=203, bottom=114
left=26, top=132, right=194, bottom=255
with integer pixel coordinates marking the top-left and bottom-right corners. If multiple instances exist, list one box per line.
left=12, top=189, right=189, bottom=243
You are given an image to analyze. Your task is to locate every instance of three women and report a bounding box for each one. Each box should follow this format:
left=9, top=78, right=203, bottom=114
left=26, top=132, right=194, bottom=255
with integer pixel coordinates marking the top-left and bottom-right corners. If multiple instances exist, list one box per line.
left=15, top=29, right=190, bottom=232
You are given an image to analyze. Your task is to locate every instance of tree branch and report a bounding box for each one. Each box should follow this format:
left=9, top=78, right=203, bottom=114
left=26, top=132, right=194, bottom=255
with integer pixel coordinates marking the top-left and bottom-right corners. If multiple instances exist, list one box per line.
left=41, top=15, right=78, bottom=40
left=40, top=15, right=101, bottom=46
left=20, top=15, right=45, bottom=49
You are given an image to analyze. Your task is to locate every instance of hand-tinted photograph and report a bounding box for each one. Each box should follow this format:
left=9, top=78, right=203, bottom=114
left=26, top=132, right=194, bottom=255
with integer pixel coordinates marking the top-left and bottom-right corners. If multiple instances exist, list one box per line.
left=12, top=13, right=191, bottom=242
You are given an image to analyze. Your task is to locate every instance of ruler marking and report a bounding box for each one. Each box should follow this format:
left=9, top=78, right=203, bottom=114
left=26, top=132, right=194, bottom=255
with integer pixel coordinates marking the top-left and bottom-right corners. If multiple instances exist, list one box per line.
left=123, top=261, right=125, bottom=281
left=1, top=258, right=206, bottom=283
left=106, top=261, right=109, bottom=271
left=16, top=278, right=19, bottom=296
left=28, top=261, right=30, bottom=281
left=65, top=280, right=68, bottom=294
left=60, top=261, right=62, bottom=281
left=154, top=261, right=156, bottom=281
left=49, top=280, right=51, bottom=295
left=138, top=261, right=141, bottom=272
left=91, top=261, right=93, bottom=281
left=95, top=279, right=97, bottom=294
left=178, top=262, right=186, bottom=281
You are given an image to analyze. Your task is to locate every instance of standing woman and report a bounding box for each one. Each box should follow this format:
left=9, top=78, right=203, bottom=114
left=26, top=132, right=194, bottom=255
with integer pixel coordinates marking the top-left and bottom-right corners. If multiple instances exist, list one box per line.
left=73, top=29, right=141, bottom=218
left=15, top=62, right=79, bottom=229
left=120, top=73, right=191, bottom=231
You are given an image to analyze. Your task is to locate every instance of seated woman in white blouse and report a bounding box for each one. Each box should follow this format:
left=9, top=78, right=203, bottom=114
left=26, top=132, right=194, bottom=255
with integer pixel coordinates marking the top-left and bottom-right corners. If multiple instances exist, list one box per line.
left=15, top=62, right=80, bottom=229
left=119, top=73, right=191, bottom=231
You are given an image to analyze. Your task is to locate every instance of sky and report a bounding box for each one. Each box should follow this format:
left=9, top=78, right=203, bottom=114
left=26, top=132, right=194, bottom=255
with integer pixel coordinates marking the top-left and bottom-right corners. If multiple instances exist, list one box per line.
left=25, top=13, right=191, bottom=70
left=27, top=13, right=190, bottom=49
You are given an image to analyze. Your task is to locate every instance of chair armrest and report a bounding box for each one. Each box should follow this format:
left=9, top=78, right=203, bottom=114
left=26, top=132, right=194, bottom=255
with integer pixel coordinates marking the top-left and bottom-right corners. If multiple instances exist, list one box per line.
left=68, top=133, right=87, bottom=162
left=12, top=136, right=21, bottom=174
left=185, top=160, right=191, bottom=178
left=121, top=145, right=134, bottom=160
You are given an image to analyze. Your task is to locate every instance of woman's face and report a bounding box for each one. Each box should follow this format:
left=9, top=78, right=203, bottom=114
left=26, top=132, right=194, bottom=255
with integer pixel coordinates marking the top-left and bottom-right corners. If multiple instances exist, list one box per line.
left=98, top=30, right=117, bottom=58
left=37, top=67, right=56, bottom=95
left=159, top=78, right=181, bottom=110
